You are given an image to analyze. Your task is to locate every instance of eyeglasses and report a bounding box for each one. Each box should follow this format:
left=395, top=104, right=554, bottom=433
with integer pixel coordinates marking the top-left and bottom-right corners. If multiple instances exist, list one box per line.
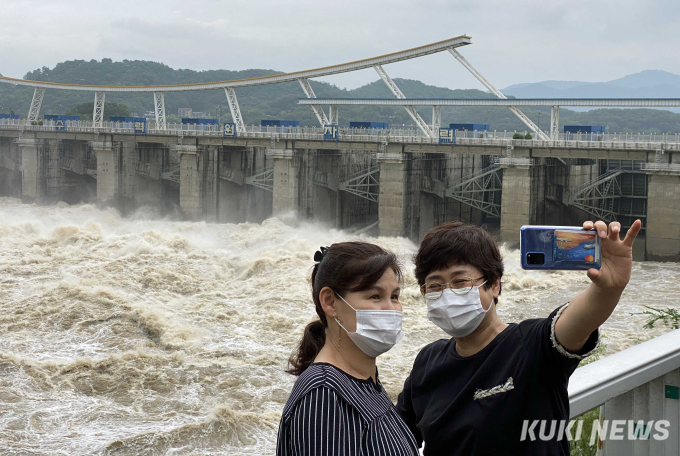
left=420, top=276, right=486, bottom=300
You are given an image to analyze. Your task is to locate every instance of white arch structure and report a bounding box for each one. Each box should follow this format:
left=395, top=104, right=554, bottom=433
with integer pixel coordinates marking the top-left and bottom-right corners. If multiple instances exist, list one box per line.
left=0, top=35, right=545, bottom=138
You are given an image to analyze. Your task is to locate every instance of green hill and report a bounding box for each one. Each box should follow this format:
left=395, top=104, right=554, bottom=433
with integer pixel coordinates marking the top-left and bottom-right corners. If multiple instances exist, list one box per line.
left=2, top=58, right=680, bottom=133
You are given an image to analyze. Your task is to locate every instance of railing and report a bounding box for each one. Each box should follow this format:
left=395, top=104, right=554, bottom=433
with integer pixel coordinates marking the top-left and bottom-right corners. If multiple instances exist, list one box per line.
left=497, top=157, right=533, bottom=165
left=3, top=119, right=680, bottom=151
left=568, top=329, right=680, bottom=453
left=640, top=162, right=680, bottom=172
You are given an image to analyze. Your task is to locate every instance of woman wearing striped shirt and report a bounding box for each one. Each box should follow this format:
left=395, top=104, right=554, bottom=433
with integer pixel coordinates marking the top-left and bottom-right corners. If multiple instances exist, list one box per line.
left=276, top=242, right=419, bottom=456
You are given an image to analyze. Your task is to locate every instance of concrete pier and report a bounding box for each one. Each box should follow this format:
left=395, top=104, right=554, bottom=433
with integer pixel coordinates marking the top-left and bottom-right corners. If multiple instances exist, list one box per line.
left=271, top=148, right=298, bottom=216
left=646, top=172, right=680, bottom=261
left=499, top=165, right=536, bottom=247
left=203, top=145, right=219, bottom=222
left=95, top=138, right=119, bottom=206
left=378, top=151, right=407, bottom=237
left=18, top=133, right=44, bottom=203
left=175, top=142, right=219, bottom=221
left=120, top=140, right=137, bottom=210
left=0, top=137, right=21, bottom=198
left=177, top=143, right=202, bottom=221
left=45, top=139, right=63, bottom=201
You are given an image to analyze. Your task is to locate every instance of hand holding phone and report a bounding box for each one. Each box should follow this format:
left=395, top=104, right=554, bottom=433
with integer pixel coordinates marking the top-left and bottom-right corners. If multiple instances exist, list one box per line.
left=520, top=225, right=601, bottom=270
left=581, top=219, right=642, bottom=290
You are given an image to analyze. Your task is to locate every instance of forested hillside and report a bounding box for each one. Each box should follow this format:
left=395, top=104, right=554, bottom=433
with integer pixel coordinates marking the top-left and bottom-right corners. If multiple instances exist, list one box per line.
left=2, top=59, right=680, bottom=132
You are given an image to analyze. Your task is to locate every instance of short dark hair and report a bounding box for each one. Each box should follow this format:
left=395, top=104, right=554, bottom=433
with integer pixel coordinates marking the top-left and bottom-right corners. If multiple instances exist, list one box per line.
left=415, top=222, right=503, bottom=304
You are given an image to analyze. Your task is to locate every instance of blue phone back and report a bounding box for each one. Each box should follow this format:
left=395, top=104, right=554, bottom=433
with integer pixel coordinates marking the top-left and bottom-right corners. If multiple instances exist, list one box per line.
left=520, top=225, right=601, bottom=270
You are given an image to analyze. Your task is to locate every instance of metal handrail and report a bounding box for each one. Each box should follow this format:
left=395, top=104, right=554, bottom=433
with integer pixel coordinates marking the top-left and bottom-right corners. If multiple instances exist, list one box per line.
left=569, top=329, right=680, bottom=418
left=4, top=122, right=680, bottom=153
left=3, top=118, right=680, bottom=142
left=640, top=162, right=680, bottom=172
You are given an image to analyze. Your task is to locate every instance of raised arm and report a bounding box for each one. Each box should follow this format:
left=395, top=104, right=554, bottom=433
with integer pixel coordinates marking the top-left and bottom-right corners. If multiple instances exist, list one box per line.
left=554, top=219, right=642, bottom=353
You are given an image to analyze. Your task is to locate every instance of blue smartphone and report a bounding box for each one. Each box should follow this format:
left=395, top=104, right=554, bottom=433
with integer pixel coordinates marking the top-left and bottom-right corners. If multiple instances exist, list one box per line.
left=520, top=225, right=601, bottom=270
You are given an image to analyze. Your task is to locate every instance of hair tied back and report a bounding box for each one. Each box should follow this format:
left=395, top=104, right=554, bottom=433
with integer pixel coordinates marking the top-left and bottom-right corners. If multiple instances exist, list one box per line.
left=314, top=246, right=329, bottom=263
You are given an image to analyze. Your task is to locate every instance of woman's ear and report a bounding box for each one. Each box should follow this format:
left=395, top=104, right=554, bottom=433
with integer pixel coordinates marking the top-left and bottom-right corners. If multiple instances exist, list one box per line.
left=492, top=278, right=501, bottom=299
left=319, top=287, right=337, bottom=319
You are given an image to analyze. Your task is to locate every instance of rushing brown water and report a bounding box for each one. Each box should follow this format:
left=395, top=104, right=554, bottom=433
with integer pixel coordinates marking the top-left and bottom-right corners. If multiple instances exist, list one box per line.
left=0, top=197, right=678, bottom=455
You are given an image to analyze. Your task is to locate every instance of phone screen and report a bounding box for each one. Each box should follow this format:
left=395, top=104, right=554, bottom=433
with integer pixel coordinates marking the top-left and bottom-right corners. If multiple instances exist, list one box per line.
left=553, top=230, right=598, bottom=265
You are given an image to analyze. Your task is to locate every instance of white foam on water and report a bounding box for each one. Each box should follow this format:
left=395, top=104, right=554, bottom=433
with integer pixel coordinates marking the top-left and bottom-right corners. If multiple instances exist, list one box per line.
left=0, top=197, right=678, bottom=454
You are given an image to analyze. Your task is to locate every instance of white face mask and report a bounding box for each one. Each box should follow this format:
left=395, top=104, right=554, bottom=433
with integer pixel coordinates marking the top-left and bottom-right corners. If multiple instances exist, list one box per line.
left=425, top=281, right=489, bottom=338
left=334, top=293, right=403, bottom=358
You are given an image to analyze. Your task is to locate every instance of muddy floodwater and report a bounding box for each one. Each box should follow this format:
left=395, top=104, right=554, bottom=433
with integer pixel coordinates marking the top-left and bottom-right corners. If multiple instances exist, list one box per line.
left=1, top=197, right=678, bottom=455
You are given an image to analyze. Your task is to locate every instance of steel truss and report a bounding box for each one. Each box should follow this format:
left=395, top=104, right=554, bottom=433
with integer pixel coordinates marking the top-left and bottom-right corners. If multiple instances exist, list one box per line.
left=224, top=88, right=246, bottom=134
left=339, top=166, right=380, bottom=202
left=153, top=92, right=167, bottom=130
left=28, top=87, right=45, bottom=122
left=568, top=168, right=625, bottom=222
left=550, top=106, right=560, bottom=140
left=93, top=92, right=105, bottom=129
left=448, top=49, right=549, bottom=141
left=298, top=78, right=329, bottom=127
left=432, top=105, right=441, bottom=133
left=373, top=64, right=433, bottom=137
left=245, top=167, right=274, bottom=192
left=329, top=105, right=338, bottom=125
left=445, top=163, right=503, bottom=217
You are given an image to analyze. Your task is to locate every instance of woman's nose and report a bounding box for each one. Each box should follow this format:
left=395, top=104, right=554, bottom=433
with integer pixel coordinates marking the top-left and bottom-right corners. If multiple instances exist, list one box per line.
left=381, top=299, right=401, bottom=311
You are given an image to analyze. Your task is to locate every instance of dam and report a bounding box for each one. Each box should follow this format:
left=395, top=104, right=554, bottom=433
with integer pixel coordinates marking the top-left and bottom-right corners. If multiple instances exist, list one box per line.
left=0, top=123, right=678, bottom=261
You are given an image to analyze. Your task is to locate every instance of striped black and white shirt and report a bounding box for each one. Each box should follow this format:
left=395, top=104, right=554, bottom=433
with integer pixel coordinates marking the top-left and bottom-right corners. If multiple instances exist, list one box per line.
left=277, top=362, right=419, bottom=456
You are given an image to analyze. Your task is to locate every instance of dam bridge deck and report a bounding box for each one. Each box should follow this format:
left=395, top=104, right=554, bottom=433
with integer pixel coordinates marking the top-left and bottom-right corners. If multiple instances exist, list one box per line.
left=2, top=121, right=680, bottom=161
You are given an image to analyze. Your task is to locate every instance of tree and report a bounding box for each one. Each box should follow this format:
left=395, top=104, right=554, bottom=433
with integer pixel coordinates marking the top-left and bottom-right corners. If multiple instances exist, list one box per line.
left=524, top=133, right=533, bottom=139
left=65, top=101, right=131, bottom=121
left=4, top=58, right=680, bottom=131
left=513, top=133, right=524, bottom=139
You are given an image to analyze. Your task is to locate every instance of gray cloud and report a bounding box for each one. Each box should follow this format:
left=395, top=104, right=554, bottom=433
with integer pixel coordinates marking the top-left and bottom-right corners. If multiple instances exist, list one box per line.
left=0, top=0, right=677, bottom=90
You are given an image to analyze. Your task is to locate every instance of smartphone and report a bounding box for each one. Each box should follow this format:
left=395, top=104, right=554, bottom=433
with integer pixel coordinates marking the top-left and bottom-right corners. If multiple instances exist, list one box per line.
left=520, top=225, right=601, bottom=270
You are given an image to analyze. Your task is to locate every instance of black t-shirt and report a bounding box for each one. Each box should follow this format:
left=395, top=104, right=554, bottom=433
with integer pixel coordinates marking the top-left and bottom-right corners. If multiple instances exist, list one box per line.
left=396, top=304, right=600, bottom=456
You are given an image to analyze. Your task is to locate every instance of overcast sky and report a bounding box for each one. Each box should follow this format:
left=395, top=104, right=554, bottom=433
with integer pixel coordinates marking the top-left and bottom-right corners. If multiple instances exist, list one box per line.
left=1, top=0, right=678, bottom=90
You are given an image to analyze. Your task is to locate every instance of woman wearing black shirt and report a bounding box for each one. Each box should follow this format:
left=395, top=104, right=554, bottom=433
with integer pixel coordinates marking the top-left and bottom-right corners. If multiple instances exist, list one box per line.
left=276, top=242, right=419, bottom=456
left=396, top=220, right=641, bottom=455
